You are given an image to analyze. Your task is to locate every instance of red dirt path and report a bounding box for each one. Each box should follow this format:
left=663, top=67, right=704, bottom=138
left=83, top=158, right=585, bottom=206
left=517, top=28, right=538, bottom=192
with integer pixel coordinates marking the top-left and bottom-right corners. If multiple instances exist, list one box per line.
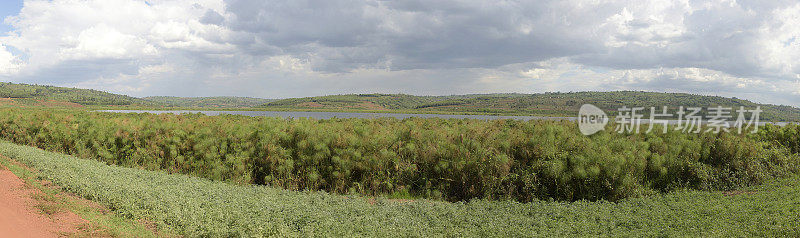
left=0, top=166, right=86, bottom=237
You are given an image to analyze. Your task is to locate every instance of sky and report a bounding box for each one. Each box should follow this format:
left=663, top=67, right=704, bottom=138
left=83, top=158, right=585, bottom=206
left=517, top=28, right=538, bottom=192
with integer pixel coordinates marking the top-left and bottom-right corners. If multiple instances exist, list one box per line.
left=0, top=0, right=22, bottom=33
left=0, top=0, right=799, bottom=107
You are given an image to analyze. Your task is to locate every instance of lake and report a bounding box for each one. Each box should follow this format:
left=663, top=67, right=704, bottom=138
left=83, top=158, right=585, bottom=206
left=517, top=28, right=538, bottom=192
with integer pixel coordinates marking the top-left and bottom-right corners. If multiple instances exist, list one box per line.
left=97, top=110, right=795, bottom=126
left=97, top=110, right=572, bottom=121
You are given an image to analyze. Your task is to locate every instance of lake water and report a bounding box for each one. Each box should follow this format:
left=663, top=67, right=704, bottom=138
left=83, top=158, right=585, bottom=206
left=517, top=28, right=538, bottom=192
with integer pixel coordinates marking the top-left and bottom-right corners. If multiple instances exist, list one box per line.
left=97, top=110, right=794, bottom=126
left=97, top=110, right=572, bottom=121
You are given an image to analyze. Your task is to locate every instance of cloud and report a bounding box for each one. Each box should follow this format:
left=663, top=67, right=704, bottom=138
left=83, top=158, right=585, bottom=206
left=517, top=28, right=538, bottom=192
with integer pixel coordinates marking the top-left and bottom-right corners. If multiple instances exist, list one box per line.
left=63, top=23, right=158, bottom=60
left=0, top=0, right=798, bottom=107
left=0, top=44, right=22, bottom=75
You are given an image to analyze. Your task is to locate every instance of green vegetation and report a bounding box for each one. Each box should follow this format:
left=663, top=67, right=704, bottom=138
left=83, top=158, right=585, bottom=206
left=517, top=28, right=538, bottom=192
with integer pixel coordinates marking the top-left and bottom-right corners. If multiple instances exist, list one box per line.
left=0, top=108, right=798, bottom=202
left=0, top=82, right=277, bottom=108
left=0, top=151, right=167, bottom=237
left=2, top=82, right=798, bottom=122
left=0, top=82, right=154, bottom=106
left=265, top=93, right=442, bottom=110
left=3, top=82, right=797, bottom=236
left=1, top=141, right=798, bottom=237
left=759, top=125, right=800, bottom=154
left=143, top=96, right=276, bottom=108
left=263, top=92, right=800, bottom=121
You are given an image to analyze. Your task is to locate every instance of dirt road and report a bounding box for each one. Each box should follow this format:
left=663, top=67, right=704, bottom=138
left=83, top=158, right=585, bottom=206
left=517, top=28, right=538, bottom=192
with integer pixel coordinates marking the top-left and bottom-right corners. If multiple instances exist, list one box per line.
left=0, top=166, right=85, bottom=237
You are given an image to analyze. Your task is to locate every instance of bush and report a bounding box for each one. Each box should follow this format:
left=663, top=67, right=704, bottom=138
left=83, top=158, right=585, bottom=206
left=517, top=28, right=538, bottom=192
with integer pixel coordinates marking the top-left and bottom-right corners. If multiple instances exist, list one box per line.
left=0, top=108, right=797, bottom=202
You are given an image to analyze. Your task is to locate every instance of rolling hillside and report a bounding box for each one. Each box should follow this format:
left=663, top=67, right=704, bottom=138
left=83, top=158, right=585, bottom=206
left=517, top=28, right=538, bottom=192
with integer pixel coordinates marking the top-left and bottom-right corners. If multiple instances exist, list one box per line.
left=143, top=96, right=276, bottom=108
left=1, top=82, right=797, bottom=121
left=0, top=82, right=153, bottom=106
left=0, top=83, right=276, bottom=108
left=264, top=94, right=446, bottom=110
left=262, top=92, right=800, bottom=121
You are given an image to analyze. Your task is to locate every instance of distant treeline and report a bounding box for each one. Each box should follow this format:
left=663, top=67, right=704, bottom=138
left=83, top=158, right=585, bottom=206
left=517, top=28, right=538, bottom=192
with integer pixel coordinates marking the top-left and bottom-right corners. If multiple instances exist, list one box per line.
left=0, top=108, right=798, bottom=202
left=264, top=92, right=800, bottom=121
left=1, top=82, right=799, bottom=120
left=143, top=96, right=276, bottom=108
left=0, top=82, right=152, bottom=106
left=265, top=94, right=442, bottom=109
left=0, top=82, right=279, bottom=108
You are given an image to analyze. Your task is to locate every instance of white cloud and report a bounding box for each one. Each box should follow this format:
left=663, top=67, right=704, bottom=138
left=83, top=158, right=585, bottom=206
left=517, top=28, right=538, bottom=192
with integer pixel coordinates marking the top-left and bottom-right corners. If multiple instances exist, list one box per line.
left=61, top=23, right=158, bottom=60
left=601, top=1, right=692, bottom=48
left=756, top=3, right=800, bottom=77
left=1, top=0, right=230, bottom=71
left=0, top=44, right=22, bottom=75
left=0, top=0, right=799, bottom=107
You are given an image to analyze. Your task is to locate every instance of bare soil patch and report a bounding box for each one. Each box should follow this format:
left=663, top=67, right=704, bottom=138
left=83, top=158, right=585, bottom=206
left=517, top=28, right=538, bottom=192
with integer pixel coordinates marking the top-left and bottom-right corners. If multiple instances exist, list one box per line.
left=298, top=102, right=325, bottom=108
left=0, top=165, right=88, bottom=237
left=38, top=100, right=84, bottom=108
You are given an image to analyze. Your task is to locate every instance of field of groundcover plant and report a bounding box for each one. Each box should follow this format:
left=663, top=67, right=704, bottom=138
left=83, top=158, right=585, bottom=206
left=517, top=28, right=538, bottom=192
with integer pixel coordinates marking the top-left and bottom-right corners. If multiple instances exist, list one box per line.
left=0, top=108, right=799, bottom=203
left=1, top=141, right=799, bottom=236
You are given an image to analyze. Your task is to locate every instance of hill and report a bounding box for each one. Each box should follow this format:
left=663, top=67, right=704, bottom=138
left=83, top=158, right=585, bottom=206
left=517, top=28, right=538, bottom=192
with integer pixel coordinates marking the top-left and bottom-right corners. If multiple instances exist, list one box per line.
left=0, top=82, right=153, bottom=106
left=264, top=94, right=446, bottom=110
left=262, top=92, right=800, bottom=121
left=1, top=82, right=797, bottom=121
left=143, top=96, right=276, bottom=108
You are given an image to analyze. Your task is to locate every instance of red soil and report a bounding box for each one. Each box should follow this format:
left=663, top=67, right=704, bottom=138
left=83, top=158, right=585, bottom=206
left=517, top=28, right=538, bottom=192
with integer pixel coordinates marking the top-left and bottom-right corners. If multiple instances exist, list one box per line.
left=0, top=98, right=84, bottom=108
left=37, top=100, right=83, bottom=108
left=352, top=102, right=387, bottom=110
left=298, top=102, right=325, bottom=108
left=0, top=166, right=87, bottom=237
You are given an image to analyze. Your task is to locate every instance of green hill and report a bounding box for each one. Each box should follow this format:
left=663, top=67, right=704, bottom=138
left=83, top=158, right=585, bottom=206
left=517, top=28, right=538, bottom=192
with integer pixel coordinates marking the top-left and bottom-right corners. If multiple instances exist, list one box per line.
left=263, top=92, right=800, bottom=121
left=264, top=93, right=446, bottom=110
left=1, top=82, right=797, bottom=121
left=0, top=82, right=153, bottom=106
left=143, top=96, right=276, bottom=108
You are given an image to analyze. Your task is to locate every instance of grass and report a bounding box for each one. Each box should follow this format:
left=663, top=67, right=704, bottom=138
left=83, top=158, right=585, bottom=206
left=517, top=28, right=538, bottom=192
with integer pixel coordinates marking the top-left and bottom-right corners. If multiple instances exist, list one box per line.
left=0, top=152, right=171, bottom=237
left=0, top=141, right=798, bottom=237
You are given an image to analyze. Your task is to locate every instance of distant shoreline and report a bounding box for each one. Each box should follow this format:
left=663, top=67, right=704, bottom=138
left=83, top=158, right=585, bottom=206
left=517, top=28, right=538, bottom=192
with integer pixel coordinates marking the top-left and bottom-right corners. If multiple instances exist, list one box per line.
left=97, top=109, right=797, bottom=126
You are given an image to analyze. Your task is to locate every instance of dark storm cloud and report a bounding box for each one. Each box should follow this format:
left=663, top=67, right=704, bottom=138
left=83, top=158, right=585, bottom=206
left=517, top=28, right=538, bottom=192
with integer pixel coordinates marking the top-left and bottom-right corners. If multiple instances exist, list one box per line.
left=221, top=0, right=603, bottom=71
left=216, top=0, right=800, bottom=79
